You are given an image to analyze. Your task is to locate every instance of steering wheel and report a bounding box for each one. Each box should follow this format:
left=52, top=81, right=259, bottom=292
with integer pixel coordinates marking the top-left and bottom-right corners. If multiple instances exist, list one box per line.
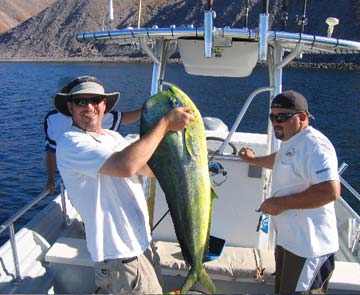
left=206, top=136, right=237, bottom=155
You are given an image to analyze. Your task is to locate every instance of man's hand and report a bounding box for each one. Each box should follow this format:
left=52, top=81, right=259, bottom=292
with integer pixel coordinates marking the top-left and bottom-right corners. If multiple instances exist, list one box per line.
left=238, top=148, right=275, bottom=169
left=45, top=180, right=55, bottom=195
left=238, top=147, right=255, bottom=163
left=259, top=197, right=285, bottom=216
left=165, top=107, right=195, bottom=132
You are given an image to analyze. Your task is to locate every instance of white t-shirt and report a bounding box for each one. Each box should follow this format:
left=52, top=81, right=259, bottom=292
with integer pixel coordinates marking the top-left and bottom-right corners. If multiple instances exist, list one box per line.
left=271, top=126, right=339, bottom=258
left=44, top=111, right=122, bottom=150
left=57, top=126, right=151, bottom=262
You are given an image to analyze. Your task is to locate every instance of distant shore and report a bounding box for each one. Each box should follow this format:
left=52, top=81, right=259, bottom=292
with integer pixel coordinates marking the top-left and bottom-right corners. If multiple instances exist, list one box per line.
left=0, top=56, right=359, bottom=70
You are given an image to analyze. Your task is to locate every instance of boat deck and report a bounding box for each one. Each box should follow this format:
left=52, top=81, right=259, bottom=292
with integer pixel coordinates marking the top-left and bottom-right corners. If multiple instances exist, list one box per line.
left=43, top=214, right=360, bottom=294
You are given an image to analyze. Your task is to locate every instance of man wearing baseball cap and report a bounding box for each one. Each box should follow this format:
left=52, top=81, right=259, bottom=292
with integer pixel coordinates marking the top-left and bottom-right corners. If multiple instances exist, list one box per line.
left=55, top=76, right=195, bottom=294
left=239, top=90, right=340, bottom=294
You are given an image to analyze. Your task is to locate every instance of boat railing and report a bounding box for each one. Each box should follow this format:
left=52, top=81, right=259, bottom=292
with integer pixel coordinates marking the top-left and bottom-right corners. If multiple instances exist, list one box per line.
left=0, top=181, right=67, bottom=284
left=339, top=163, right=360, bottom=204
left=338, top=162, right=360, bottom=255
left=217, top=86, right=274, bottom=155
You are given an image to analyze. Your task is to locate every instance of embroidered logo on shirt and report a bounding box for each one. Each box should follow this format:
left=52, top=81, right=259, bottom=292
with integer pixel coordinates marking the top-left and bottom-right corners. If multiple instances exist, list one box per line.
left=316, top=168, right=330, bottom=175
left=285, top=148, right=295, bottom=157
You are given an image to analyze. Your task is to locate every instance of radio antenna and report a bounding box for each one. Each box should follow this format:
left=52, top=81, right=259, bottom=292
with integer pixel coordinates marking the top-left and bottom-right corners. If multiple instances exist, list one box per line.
left=137, top=0, right=142, bottom=28
left=108, top=0, right=113, bottom=29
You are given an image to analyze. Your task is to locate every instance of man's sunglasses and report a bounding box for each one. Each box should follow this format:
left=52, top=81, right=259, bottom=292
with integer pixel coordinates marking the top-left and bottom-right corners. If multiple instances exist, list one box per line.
left=269, top=112, right=302, bottom=123
left=70, top=96, right=104, bottom=107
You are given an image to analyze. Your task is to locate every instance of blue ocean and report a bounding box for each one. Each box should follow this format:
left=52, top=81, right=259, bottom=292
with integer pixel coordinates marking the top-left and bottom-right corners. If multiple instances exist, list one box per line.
left=0, top=62, right=359, bottom=245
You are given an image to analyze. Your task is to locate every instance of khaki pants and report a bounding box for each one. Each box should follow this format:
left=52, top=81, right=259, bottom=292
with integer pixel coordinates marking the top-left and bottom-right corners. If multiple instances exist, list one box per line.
left=94, top=244, right=163, bottom=294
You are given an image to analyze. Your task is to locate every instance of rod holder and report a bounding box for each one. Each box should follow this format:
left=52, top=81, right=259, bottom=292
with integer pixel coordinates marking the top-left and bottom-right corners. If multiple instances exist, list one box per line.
left=258, top=13, right=269, bottom=61
left=204, top=10, right=214, bottom=58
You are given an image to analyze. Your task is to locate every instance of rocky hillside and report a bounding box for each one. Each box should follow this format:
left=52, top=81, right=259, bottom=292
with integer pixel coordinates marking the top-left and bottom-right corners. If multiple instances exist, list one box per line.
left=0, top=0, right=56, bottom=33
left=0, top=0, right=359, bottom=63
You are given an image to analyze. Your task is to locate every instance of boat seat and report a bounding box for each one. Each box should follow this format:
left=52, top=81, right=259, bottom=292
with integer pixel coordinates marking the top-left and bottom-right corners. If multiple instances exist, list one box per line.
left=154, top=241, right=276, bottom=283
left=45, top=237, right=93, bottom=267
left=329, top=261, right=360, bottom=292
left=45, top=238, right=360, bottom=292
left=45, top=237, right=275, bottom=283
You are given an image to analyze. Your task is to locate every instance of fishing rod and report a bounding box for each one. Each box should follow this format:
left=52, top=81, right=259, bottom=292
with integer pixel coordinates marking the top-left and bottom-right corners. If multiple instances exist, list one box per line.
left=244, top=0, right=249, bottom=28
left=262, top=0, right=269, bottom=14
left=151, top=209, right=170, bottom=233
left=296, top=0, right=308, bottom=33
left=281, top=0, right=288, bottom=30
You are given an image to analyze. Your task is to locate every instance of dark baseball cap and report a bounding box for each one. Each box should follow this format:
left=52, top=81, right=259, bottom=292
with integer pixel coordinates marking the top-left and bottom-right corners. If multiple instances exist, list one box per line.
left=271, top=90, right=315, bottom=119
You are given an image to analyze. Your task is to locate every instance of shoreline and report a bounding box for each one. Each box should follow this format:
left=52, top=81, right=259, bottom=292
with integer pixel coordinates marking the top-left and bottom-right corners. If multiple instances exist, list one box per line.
left=0, top=56, right=359, bottom=70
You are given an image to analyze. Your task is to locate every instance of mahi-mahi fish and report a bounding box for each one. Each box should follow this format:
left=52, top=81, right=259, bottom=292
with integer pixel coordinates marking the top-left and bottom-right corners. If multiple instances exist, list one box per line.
left=140, top=85, right=216, bottom=294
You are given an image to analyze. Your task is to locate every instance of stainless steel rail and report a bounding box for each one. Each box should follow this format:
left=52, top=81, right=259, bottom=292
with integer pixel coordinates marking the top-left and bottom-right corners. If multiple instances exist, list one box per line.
left=339, top=162, right=360, bottom=203
left=218, top=86, right=273, bottom=155
left=0, top=181, right=66, bottom=284
left=76, top=26, right=360, bottom=54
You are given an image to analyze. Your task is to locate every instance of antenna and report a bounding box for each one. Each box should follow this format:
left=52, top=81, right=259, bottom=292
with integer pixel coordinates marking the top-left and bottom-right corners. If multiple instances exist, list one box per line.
left=137, top=0, right=142, bottom=28
left=108, top=0, right=114, bottom=29
left=326, top=17, right=339, bottom=38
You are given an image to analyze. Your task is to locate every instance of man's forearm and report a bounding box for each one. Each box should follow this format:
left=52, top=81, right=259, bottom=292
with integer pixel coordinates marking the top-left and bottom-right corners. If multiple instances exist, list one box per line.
left=101, top=116, right=170, bottom=177
left=122, top=109, right=142, bottom=125
left=46, top=150, right=57, bottom=181
left=260, top=180, right=340, bottom=215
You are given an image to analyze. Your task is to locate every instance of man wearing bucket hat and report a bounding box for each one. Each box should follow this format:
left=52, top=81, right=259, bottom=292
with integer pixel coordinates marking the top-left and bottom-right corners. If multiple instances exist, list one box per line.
left=44, top=76, right=141, bottom=195
left=239, top=90, right=340, bottom=294
left=55, top=76, right=195, bottom=294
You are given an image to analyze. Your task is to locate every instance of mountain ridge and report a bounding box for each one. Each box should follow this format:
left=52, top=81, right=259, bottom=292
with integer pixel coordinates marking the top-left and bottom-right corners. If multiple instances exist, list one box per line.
left=0, top=0, right=359, bottom=63
left=0, top=0, right=56, bottom=33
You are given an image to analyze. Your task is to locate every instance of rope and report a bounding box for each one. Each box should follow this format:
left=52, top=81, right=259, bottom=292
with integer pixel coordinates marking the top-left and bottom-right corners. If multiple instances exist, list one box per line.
left=253, top=248, right=265, bottom=283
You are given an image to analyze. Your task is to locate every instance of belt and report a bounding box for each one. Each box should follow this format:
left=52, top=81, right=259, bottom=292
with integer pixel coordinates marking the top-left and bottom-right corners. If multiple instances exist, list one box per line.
left=121, top=256, right=137, bottom=264
left=103, top=256, right=138, bottom=264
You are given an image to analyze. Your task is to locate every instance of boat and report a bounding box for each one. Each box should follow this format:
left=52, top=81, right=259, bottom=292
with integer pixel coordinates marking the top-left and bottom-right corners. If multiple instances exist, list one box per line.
left=1, top=0, right=360, bottom=293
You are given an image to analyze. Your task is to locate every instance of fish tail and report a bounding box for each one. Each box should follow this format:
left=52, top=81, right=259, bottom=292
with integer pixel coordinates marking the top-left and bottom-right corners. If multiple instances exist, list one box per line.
left=198, top=266, right=217, bottom=294
left=180, top=265, right=216, bottom=294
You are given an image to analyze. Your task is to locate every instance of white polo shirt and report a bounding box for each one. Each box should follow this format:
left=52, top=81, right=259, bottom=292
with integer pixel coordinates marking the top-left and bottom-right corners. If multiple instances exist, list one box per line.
left=271, top=126, right=339, bottom=258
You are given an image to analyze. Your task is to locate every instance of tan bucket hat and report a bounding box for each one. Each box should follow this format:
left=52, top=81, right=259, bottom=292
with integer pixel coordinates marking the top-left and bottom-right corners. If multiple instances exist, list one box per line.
left=54, top=76, right=120, bottom=116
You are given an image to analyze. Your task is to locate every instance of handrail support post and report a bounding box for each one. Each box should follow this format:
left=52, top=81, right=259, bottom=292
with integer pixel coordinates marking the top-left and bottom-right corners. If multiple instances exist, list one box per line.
left=9, top=224, right=22, bottom=284
left=60, top=182, right=69, bottom=227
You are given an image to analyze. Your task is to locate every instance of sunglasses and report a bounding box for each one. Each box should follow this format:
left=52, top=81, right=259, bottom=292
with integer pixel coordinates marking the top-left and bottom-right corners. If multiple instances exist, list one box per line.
left=269, top=112, right=302, bottom=123
left=70, top=96, right=104, bottom=107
